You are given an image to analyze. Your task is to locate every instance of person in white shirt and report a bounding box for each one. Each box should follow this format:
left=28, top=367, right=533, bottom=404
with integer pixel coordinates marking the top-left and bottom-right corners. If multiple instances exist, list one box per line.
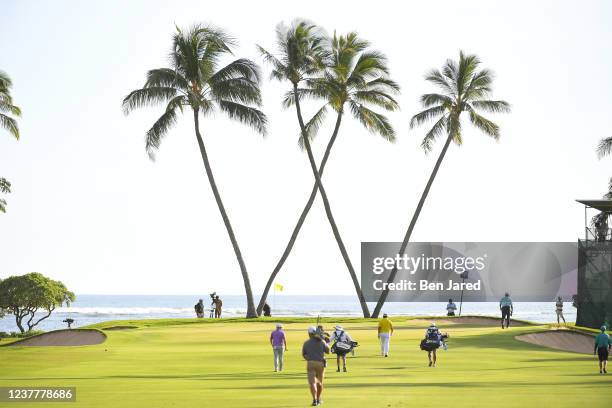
left=446, top=299, right=457, bottom=316
left=331, top=325, right=352, bottom=372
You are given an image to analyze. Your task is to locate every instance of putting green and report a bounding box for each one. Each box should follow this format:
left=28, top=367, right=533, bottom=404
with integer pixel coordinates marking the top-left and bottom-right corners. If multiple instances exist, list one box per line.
left=0, top=317, right=609, bottom=407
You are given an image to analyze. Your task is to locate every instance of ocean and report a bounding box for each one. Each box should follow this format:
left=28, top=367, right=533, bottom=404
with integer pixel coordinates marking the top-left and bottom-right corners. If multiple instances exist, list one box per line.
left=0, top=295, right=575, bottom=333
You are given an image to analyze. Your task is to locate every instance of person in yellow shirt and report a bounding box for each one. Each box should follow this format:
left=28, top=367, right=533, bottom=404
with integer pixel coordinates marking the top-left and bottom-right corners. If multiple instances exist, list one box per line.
left=377, top=313, right=394, bottom=357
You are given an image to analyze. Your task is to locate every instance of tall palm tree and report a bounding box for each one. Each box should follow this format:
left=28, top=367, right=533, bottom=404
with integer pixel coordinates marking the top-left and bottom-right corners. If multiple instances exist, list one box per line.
left=256, top=31, right=399, bottom=316
left=0, top=70, right=20, bottom=213
left=372, top=51, right=510, bottom=317
left=0, top=70, right=20, bottom=140
left=122, top=25, right=267, bottom=318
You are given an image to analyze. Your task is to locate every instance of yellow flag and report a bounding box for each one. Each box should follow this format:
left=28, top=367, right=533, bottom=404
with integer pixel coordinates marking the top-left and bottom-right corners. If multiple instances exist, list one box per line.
left=274, top=283, right=284, bottom=292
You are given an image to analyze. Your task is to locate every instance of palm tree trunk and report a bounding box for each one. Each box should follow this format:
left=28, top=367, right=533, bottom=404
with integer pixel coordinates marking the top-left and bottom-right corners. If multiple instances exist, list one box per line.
left=192, top=109, right=257, bottom=318
left=292, top=85, right=371, bottom=318
left=256, top=112, right=343, bottom=315
left=371, top=132, right=454, bottom=318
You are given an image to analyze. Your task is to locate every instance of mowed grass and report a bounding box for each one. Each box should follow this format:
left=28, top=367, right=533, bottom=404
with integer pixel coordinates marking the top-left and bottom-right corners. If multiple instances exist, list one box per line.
left=0, top=317, right=610, bottom=407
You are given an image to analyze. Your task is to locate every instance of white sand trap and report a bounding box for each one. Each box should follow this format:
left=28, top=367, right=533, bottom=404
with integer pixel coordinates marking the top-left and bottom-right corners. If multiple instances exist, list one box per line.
left=417, top=316, right=529, bottom=326
left=8, top=329, right=106, bottom=347
left=515, top=330, right=595, bottom=354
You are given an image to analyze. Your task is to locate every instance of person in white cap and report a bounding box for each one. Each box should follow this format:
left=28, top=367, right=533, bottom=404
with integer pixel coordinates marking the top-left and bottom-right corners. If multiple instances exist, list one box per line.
left=270, top=323, right=287, bottom=372
left=331, top=325, right=353, bottom=372
left=302, top=326, right=329, bottom=406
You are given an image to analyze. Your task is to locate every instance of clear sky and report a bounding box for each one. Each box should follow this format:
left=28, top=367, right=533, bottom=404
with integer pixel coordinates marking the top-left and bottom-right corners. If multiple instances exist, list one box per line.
left=1, top=0, right=611, bottom=296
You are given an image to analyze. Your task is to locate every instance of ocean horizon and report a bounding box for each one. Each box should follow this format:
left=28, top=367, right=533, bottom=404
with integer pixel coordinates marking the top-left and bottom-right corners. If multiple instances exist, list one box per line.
left=0, top=294, right=576, bottom=332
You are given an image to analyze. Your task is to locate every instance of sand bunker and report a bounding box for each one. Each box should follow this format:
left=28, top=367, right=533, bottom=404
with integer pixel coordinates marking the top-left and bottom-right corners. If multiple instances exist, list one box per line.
left=416, top=316, right=529, bottom=326
left=8, top=329, right=106, bottom=347
left=515, top=330, right=595, bottom=354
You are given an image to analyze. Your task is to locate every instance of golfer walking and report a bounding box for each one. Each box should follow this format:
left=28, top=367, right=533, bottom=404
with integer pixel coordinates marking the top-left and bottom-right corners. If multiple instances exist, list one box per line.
left=270, top=323, right=287, bottom=372
left=378, top=313, right=394, bottom=357
left=302, top=326, right=329, bottom=406
left=499, top=292, right=513, bottom=329
left=594, top=325, right=611, bottom=374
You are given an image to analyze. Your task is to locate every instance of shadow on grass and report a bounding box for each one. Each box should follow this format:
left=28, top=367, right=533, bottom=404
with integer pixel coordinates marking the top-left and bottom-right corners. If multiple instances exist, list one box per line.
left=216, top=380, right=606, bottom=391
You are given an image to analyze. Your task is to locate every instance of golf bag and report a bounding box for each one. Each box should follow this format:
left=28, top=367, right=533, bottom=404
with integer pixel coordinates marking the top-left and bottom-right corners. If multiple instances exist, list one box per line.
left=420, top=329, right=449, bottom=351
left=331, top=340, right=358, bottom=355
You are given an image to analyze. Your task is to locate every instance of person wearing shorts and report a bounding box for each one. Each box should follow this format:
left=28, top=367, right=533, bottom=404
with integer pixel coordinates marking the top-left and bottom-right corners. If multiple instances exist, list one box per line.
left=302, top=326, right=330, bottom=406
left=331, top=325, right=352, bottom=372
left=555, top=296, right=566, bottom=325
left=594, top=325, right=611, bottom=374
left=499, top=293, right=513, bottom=329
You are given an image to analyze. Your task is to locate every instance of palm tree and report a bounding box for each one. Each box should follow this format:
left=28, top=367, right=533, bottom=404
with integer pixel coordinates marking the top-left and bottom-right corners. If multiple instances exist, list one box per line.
left=256, top=30, right=399, bottom=316
left=0, top=70, right=20, bottom=140
left=122, top=25, right=267, bottom=318
left=0, top=70, right=20, bottom=213
left=372, top=51, right=510, bottom=317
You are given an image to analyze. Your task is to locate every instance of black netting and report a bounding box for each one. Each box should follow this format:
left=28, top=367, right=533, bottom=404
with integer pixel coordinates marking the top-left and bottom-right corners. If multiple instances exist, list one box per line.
left=576, top=240, right=612, bottom=329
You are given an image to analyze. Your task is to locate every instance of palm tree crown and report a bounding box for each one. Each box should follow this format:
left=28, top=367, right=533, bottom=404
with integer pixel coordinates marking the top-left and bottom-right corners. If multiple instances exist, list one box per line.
left=410, top=51, right=510, bottom=152
left=258, top=21, right=328, bottom=88
left=294, top=31, right=400, bottom=144
left=123, top=25, right=266, bottom=158
left=0, top=70, right=21, bottom=140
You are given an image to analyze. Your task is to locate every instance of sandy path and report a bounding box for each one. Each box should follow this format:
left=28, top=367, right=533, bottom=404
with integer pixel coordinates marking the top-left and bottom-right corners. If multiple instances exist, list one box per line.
left=415, top=316, right=529, bottom=326
left=8, top=329, right=106, bottom=347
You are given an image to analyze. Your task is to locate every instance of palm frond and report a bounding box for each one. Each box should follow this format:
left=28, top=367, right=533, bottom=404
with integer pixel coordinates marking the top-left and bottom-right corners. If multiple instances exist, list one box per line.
left=281, top=87, right=326, bottom=109
left=420, top=93, right=452, bottom=108
left=0, top=99, right=21, bottom=116
left=0, top=198, right=6, bottom=213
left=471, top=100, right=511, bottom=113
left=209, top=58, right=261, bottom=85
left=298, top=104, right=329, bottom=149
left=464, top=69, right=493, bottom=99
left=420, top=114, right=448, bottom=153
left=0, top=178, right=11, bottom=194
left=122, top=87, right=178, bottom=115
left=456, top=51, right=480, bottom=96
left=410, top=105, right=446, bottom=128
left=362, top=77, right=400, bottom=94
left=257, top=45, right=289, bottom=82
left=597, top=137, right=612, bottom=159
left=353, top=90, right=399, bottom=111
left=145, top=68, right=189, bottom=90
left=218, top=100, right=267, bottom=135
left=424, top=69, right=456, bottom=96
left=145, top=107, right=179, bottom=160
left=211, top=77, right=262, bottom=105
left=0, top=113, right=19, bottom=140
left=349, top=101, right=395, bottom=141
left=468, top=110, right=499, bottom=139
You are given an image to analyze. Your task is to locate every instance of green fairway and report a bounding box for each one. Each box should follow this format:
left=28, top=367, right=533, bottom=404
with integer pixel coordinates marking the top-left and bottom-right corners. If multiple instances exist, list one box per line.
left=0, top=317, right=610, bottom=407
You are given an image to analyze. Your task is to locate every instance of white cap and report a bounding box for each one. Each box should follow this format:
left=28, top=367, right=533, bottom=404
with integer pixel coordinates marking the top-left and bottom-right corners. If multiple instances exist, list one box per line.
left=308, top=326, right=317, bottom=334
left=335, top=325, right=343, bottom=330
left=430, top=322, right=436, bottom=327
left=276, top=323, right=283, bottom=328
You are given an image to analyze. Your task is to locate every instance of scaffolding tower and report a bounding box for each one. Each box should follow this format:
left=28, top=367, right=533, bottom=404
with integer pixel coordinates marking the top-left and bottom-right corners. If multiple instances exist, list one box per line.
left=576, top=199, right=612, bottom=329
